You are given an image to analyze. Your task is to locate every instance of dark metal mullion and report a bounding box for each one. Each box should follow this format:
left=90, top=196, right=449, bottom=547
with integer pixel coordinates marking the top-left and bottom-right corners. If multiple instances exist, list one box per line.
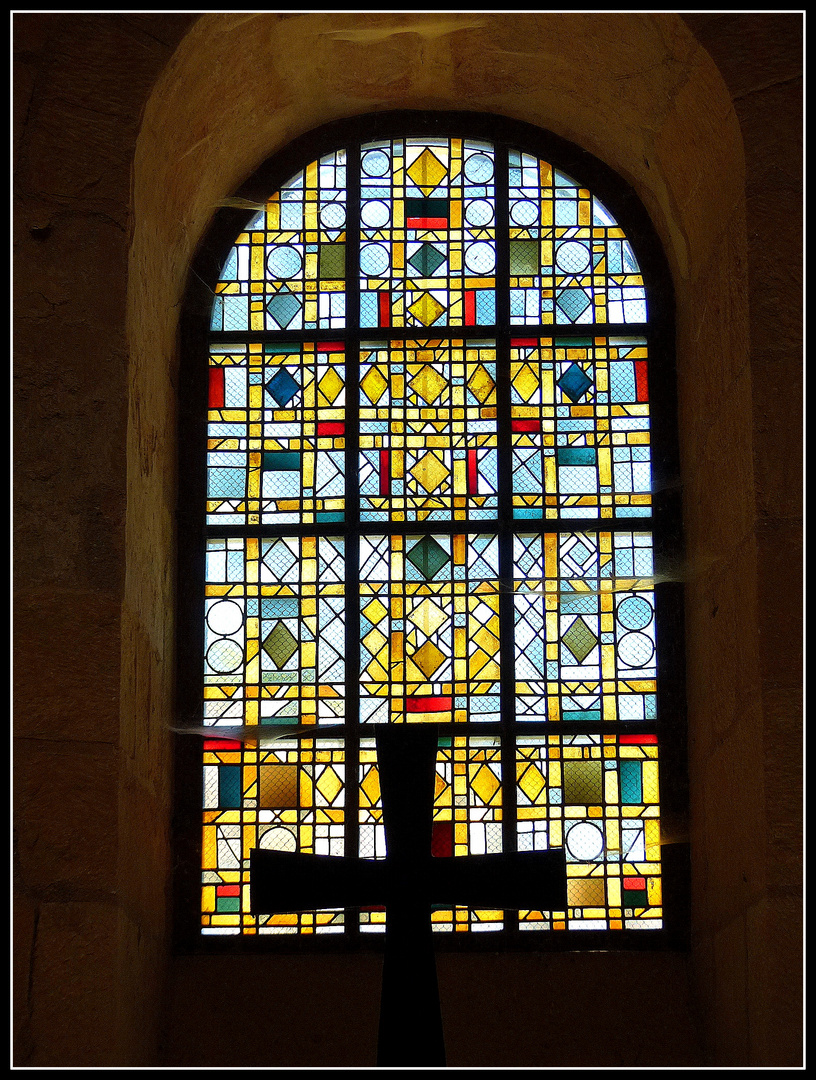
left=206, top=321, right=648, bottom=346
left=203, top=515, right=655, bottom=542
left=341, top=139, right=363, bottom=943
left=493, top=141, right=520, bottom=935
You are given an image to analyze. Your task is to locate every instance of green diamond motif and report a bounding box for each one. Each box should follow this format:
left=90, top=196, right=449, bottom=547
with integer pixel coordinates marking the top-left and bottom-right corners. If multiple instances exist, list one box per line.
left=406, top=535, right=450, bottom=580
left=407, top=243, right=446, bottom=277
left=262, top=621, right=299, bottom=668
left=561, top=616, right=598, bottom=664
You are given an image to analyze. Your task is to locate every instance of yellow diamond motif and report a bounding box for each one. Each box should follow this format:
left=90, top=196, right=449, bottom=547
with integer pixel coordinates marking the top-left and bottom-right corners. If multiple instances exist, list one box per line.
left=468, top=647, right=491, bottom=678
left=518, top=763, right=546, bottom=804
left=408, top=292, right=446, bottom=327
left=364, top=656, right=389, bottom=682
left=411, top=639, right=446, bottom=678
left=409, top=363, right=447, bottom=404
left=407, top=147, right=448, bottom=195
left=472, top=625, right=499, bottom=655
left=361, top=365, right=388, bottom=405
left=470, top=763, right=501, bottom=805
left=512, top=362, right=540, bottom=403
left=410, top=451, right=449, bottom=494
left=317, top=367, right=344, bottom=405
left=315, top=765, right=343, bottom=805
left=362, top=597, right=388, bottom=625
left=362, top=626, right=388, bottom=654
left=467, top=364, right=495, bottom=404
left=360, top=765, right=381, bottom=807
left=469, top=650, right=501, bottom=680
left=409, top=597, right=448, bottom=637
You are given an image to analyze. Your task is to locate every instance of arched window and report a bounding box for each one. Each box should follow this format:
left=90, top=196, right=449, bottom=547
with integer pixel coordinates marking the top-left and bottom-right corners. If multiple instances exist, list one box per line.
left=175, top=113, right=685, bottom=950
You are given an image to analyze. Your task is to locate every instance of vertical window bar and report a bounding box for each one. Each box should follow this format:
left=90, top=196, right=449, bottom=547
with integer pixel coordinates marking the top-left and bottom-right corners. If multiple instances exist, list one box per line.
left=344, top=140, right=362, bottom=941
left=494, top=142, right=520, bottom=935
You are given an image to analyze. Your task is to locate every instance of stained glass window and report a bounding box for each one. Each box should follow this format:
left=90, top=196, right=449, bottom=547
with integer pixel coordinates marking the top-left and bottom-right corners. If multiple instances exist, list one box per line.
left=185, top=118, right=680, bottom=945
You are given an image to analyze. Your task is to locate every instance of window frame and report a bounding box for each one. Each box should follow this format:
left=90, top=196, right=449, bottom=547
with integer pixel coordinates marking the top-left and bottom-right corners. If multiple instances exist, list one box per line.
left=174, top=111, right=688, bottom=956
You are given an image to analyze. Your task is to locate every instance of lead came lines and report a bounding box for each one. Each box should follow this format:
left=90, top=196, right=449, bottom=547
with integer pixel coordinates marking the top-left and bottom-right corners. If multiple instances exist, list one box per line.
left=199, top=132, right=664, bottom=939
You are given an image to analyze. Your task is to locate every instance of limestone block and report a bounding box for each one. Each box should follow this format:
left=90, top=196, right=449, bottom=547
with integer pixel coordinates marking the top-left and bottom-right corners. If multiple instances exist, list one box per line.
left=746, top=895, right=802, bottom=1066
left=15, top=737, right=119, bottom=893
left=27, top=900, right=120, bottom=1066
left=14, top=588, right=121, bottom=743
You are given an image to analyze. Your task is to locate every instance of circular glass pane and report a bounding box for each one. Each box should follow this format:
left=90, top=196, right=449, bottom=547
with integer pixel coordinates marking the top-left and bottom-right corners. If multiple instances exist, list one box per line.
left=617, top=631, right=655, bottom=668
left=206, top=599, right=243, bottom=636
left=206, top=638, right=244, bottom=674
left=464, top=199, right=495, bottom=227
left=362, top=149, right=390, bottom=177
left=259, top=826, right=297, bottom=852
left=319, top=202, right=346, bottom=228
left=464, top=241, right=496, bottom=274
left=266, top=244, right=302, bottom=279
left=617, top=595, right=653, bottom=631
left=360, top=243, right=390, bottom=277
left=510, top=199, right=539, bottom=226
left=464, top=152, right=494, bottom=182
left=555, top=240, right=591, bottom=273
left=361, top=200, right=391, bottom=228
left=566, top=821, right=605, bottom=861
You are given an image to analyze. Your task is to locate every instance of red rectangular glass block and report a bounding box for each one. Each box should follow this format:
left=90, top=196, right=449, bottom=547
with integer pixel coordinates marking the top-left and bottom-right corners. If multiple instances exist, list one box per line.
left=378, top=290, right=391, bottom=327
left=467, top=449, right=478, bottom=494
left=406, top=696, right=452, bottom=713
left=209, top=367, right=225, bottom=408
left=318, top=342, right=345, bottom=353
left=379, top=450, right=390, bottom=496
left=204, top=738, right=243, bottom=750
left=511, top=338, right=539, bottom=348
left=512, top=419, right=541, bottom=432
left=406, top=217, right=447, bottom=229
left=623, top=877, right=647, bottom=890
left=317, top=421, right=345, bottom=437
left=635, top=360, right=649, bottom=402
left=464, top=290, right=476, bottom=325
left=431, top=821, right=454, bottom=858
left=620, top=734, right=658, bottom=745
left=217, top=884, right=241, bottom=896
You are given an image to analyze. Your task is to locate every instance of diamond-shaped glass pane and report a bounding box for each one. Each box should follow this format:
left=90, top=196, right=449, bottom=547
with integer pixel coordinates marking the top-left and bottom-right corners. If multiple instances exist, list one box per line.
left=262, top=621, right=299, bottom=668
left=562, top=616, right=598, bottom=664
left=557, top=362, right=592, bottom=403
left=408, top=243, right=446, bottom=277
left=406, top=535, right=450, bottom=580
left=266, top=292, right=302, bottom=329
left=266, top=368, right=300, bottom=406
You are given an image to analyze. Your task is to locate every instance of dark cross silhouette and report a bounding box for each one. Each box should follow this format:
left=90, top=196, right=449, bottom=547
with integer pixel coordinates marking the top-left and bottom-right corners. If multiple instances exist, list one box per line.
left=250, top=726, right=567, bottom=1066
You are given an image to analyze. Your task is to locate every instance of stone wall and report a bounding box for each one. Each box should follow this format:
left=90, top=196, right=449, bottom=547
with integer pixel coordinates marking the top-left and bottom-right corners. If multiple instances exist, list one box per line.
left=13, top=12, right=802, bottom=1066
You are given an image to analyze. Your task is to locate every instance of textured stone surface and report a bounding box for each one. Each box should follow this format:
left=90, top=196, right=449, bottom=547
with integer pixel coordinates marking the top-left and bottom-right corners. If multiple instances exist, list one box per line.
left=13, top=11, right=196, bottom=1067
left=14, top=589, right=121, bottom=742
left=746, top=895, right=802, bottom=1066
left=15, top=738, right=119, bottom=894
left=162, top=954, right=382, bottom=1067
left=27, top=901, right=121, bottom=1066
left=678, top=15, right=802, bottom=1067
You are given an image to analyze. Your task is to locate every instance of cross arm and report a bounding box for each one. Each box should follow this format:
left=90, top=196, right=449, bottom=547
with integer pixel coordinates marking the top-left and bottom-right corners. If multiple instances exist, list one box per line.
left=428, top=848, right=568, bottom=911
left=250, top=848, right=387, bottom=914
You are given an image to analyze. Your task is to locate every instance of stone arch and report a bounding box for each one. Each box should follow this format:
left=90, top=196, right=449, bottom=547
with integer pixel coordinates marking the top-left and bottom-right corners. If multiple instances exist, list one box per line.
left=124, top=12, right=763, bottom=1066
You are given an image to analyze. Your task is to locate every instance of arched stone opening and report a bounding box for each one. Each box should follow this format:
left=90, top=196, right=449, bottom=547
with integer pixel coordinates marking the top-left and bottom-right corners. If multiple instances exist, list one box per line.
left=120, top=12, right=790, bottom=1067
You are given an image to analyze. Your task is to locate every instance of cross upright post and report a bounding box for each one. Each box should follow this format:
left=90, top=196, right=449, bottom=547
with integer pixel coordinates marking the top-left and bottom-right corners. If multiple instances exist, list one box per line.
left=250, top=725, right=567, bottom=1066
